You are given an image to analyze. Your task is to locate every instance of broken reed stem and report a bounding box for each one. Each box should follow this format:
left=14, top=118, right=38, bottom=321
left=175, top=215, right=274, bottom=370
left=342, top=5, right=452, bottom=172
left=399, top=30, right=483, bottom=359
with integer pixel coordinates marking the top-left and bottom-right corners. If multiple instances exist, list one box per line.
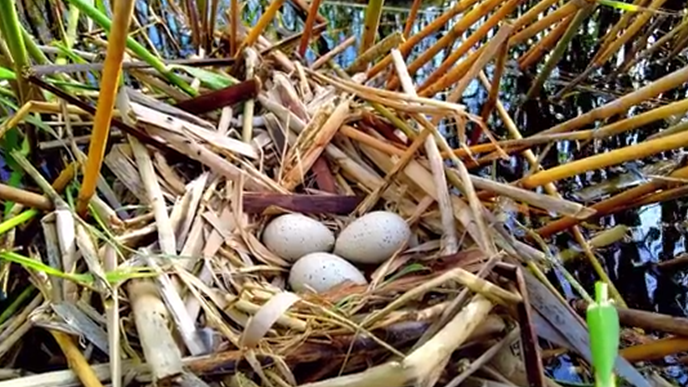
left=76, top=0, right=136, bottom=216
left=51, top=331, right=105, bottom=387
left=480, top=39, right=508, bottom=122
left=391, top=50, right=458, bottom=255
left=128, top=280, right=185, bottom=381
left=103, top=246, right=121, bottom=387
left=229, top=0, right=239, bottom=55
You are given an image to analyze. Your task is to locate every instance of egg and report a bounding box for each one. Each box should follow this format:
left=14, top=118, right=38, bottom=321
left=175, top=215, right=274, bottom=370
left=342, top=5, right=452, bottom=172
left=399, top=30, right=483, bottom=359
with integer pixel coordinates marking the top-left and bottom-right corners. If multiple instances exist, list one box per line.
left=334, top=211, right=410, bottom=264
left=289, top=252, right=367, bottom=293
left=262, top=214, right=335, bottom=261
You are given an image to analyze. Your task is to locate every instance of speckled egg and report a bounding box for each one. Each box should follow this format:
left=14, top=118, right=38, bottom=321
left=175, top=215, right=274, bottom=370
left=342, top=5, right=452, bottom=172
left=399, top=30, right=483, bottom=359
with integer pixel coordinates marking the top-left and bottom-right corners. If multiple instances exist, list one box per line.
left=334, top=211, right=410, bottom=264
left=289, top=252, right=367, bottom=293
left=262, top=214, right=335, bottom=261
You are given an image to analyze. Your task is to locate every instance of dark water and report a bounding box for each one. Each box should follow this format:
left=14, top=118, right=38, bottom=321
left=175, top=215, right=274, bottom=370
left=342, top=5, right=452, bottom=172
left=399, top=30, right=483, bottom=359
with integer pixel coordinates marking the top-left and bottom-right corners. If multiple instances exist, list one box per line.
left=11, top=0, right=688, bottom=384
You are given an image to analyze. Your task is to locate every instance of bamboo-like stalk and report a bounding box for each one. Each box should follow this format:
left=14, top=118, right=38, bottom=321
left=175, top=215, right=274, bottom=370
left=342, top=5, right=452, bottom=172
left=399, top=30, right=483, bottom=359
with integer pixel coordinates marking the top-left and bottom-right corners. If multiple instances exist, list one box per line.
left=230, top=0, right=239, bottom=56
left=366, top=0, right=480, bottom=79
left=524, top=3, right=595, bottom=101
left=392, top=50, right=458, bottom=255
left=478, top=72, right=626, bottom=306
left=517, top=13, right=574, bottom=70
left=555, top=0, right=668, bottom=98
left=508, top=0, right=581, bottom=50
left=358, top=0, right=386, bottom=61
left=403, top=0, right=422, bottom=38
left=521, top=128, right=688, bottom=189
left=536, top=164, right=688, bottom=237
left=298, top=0, right=324, bottom=57
left=237, top=0, right=285, bottom=53
left=389, top=0, right=507, bottom=89
left=540, top=64, right=688, bottom=135
left=620, top=336, right=688, bottom=363
left=76, top=0, right=136, bottom=216
left=0, top=0, right=36, bottom=103
left=65, top=0, right=196, bottom=96
left=51, top=331, right=105, bottom=387
left=480, top=40, right=508, bottom=122
left=414, top=0, right=523, bottom=93
left=242, top=48, right=258, bottom=143
left=594, top=0, right=650, bottom=63
left=593, top=97, right=688, bottom=139
left=621, top=17, right=688, bottom=72
left=445, top=24, right=513, bottom=102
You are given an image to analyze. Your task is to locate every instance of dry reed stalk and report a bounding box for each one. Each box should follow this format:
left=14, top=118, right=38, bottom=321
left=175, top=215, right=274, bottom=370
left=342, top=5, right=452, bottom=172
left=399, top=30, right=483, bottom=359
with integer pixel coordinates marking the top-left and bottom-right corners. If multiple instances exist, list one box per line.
left=128, top=280, right=185, bottom=382
left=366, top=0, right=481, bottom=79
left=593, top=97, right=688, bottom=139
left=387, top=0, right=508, bottom=89
left=309, top=70, right=466, bottom=115
left=76, top=0, right=136, bottom=216
left=298, top=0, right=324, bottom=56
left=355, top=128, right=431, bottom=215
left=51, top=331, right=105, bottom=387
left=628, top=184, right=688, bottom=208
left=536, top=165, right=688, bottom=237
left=558, top=225, right=629, bottom=262
left=102, top=246, right=121, bottom=387
left=511, top=0, right=560, bottom=31
left=621, top=17, right=688, bottom=72
left=480, top=40, right=509, bottom=122
left=311, top=36, right=356, bottom=69
left=364, top=266, right=519, bottom=327
left=556, top=0, right=668, bottom=97
left=517, top=13, right=575, bottom=70
left=477, top=72, right=626, bottom=306
left=242, top=48, right=258, bottom=143
left=521, top=128, right=688, bottom=189
left=620, top=336, right=688, bottom=363
left=469, top=175, right=595, bottom=218
left=392, top=50, right=458, bottom=254
left=237, top=0, right=285, bottom=52
left=346, top=32, right=403, bottom=74
left=524, top=3, right=595, bottom=101
left=300, top=295, right=494, bottom=387
left=0, top=184, right=52, bottom=210
left=540, top=64, right=688, bottom=135
left=416, top=0, right=522, bottom=93
left=339, top=125, right=406, bottom=156
left=403, top=0, right=423, bottom=38
left=507, top=0, right=581, bottom=46
left=593, top=0, right=650, bottom=63
left=281, top=98, right=350, bottom=190
left=440, top=24, right=514, bottom=101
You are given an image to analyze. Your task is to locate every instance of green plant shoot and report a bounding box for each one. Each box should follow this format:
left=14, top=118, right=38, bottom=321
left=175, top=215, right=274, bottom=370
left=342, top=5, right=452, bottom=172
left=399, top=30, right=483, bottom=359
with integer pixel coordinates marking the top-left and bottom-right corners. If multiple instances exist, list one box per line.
left=587, top=282, right=620, bottom=387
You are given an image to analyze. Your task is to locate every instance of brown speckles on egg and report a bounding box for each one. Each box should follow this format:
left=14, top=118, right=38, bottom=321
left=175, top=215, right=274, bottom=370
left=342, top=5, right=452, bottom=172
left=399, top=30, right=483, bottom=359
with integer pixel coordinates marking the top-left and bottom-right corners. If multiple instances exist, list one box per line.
left=288, top=252, right=367, bottom=293
left=334, top=211, right=411, bottom=264
left=262, top=214, right=335, bottom=262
